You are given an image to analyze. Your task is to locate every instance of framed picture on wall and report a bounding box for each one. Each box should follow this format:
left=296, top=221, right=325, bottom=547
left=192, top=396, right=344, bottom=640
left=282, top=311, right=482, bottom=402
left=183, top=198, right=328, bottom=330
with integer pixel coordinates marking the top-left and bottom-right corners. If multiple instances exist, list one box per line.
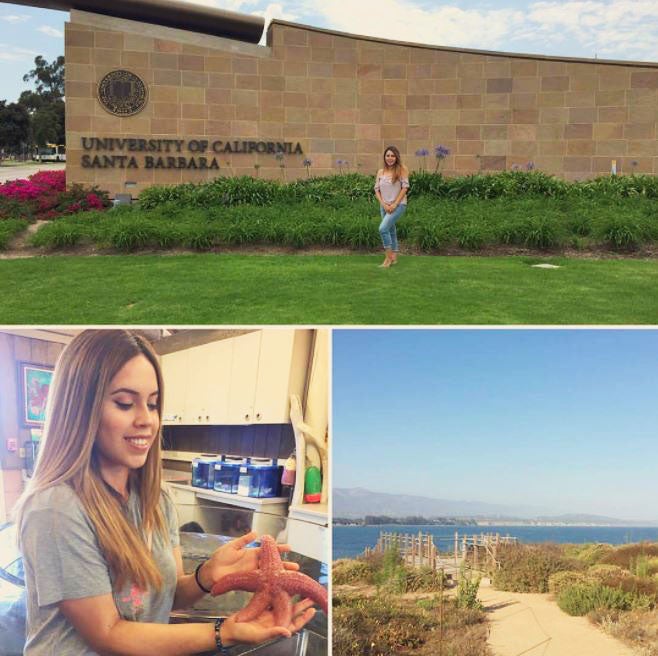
left=18, top=362, right=54, bottom=427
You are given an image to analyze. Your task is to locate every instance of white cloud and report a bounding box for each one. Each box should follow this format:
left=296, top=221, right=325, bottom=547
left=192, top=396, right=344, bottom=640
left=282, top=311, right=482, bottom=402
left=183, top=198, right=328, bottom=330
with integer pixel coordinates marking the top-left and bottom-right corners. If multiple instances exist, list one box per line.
left=296, top=0, right=525, bottom=50
left=523, top=1, right=658, bottom=60
left=37, top=25, right=64, bottom=38
left=0, top=44, right=38, bottom=62
left=0, top=14, right=30, bottom=23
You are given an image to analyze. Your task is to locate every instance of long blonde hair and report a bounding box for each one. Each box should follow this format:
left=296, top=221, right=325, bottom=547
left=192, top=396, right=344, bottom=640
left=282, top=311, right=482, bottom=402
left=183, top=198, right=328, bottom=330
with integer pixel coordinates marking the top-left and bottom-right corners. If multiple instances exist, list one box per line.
left=15, top=330, right=167, bottom=591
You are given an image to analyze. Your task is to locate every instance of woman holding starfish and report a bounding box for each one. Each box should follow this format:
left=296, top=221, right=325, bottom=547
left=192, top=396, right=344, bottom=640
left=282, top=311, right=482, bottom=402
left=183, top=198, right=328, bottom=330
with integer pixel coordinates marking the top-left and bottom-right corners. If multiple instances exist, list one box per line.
left=14, top=330, right=315, bottom=655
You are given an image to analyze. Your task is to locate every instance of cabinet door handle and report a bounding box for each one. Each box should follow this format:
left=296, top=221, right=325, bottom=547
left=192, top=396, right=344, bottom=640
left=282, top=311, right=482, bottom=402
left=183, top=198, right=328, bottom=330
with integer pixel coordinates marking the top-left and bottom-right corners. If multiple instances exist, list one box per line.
left=244, top=414, right=250, bottom=421
left=256, top=413, right=262, bottom=421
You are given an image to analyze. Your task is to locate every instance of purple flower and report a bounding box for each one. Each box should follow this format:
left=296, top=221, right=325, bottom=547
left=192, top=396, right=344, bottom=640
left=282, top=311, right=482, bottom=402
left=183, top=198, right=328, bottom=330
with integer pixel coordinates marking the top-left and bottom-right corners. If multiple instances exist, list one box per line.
left=512, top=164, right=520, bottom=171
left=303, top=158, right=312, bottom=167
left=526, top=161, right=535, bottom=171
left=434, top=145, right=450, bottom=159
left=415, top=148, right=429, bottom=157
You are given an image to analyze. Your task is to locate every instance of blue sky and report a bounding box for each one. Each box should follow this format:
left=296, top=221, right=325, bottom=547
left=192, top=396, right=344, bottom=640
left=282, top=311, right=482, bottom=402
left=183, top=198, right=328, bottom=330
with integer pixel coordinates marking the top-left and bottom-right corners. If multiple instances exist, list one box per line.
left=2, top=0, right=657, bottom=102
left=332, top=329, right=658, bottom=522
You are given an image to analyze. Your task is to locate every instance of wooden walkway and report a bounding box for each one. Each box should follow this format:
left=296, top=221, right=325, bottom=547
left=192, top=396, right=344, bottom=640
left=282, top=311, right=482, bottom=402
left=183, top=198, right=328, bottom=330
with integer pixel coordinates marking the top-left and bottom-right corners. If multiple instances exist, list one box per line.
left=364, top=530, right=518, bottom=579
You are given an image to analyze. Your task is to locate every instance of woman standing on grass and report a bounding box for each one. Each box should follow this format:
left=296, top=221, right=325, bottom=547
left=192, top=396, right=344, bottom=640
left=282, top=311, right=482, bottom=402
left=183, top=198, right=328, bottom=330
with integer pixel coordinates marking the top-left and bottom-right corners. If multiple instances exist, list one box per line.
left=14, top=330, right=314, bottom=656
left=374, top=145, right=410, bottom=268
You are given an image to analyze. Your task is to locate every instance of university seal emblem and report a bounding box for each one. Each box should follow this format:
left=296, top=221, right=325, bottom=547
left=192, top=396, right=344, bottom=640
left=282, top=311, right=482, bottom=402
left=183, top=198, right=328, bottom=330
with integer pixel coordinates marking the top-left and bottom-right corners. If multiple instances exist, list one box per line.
left=98, top=70, right=148, bottom=117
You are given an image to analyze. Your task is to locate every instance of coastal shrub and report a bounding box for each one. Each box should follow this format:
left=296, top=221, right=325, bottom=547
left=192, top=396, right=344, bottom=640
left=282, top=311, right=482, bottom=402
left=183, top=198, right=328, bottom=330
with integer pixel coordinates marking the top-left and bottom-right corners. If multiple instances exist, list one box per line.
left=332, top=559, right=377, bottom=585
left=333, top=593, right=489, bottom=656
left=494, top=544, right=580, bottom=593
left=588, top=564, right=632, bottom=583
left=401, top=565, right=447, bottom=593
left=557, top=583, right=637, bottom=616
left=0, top=219, right=28, bottom=249
left=565, top=543, right=615, bottom=566
left=597, top=608, right=658, bottom=656
left=600, top=543, right=658, bottom=571
left=332, top=594, right=433, bottom=654
left=548, top=570, right=592, bottom=596
left=457, top=569, right=483, bottom=610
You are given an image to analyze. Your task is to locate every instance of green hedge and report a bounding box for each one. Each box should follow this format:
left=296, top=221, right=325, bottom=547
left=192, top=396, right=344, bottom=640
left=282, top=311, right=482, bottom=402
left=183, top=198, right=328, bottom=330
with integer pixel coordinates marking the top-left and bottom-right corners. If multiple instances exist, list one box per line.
left=0, top=219, right=28, bottom=249
left=137, top=171, right=658, bottom=210
left=31, top=195, right=658, bottom=253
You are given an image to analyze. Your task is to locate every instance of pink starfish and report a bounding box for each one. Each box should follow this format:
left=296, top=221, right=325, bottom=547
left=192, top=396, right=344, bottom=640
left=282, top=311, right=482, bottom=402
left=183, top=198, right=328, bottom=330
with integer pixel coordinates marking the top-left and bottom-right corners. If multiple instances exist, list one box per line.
left=210, top=535, right=328, bottom=626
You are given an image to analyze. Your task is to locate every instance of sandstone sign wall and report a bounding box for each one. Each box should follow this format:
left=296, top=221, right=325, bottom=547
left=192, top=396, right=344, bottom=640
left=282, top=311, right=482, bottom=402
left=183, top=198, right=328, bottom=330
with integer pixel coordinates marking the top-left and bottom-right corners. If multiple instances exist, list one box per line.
left=65, top=10, right=658, bottom=196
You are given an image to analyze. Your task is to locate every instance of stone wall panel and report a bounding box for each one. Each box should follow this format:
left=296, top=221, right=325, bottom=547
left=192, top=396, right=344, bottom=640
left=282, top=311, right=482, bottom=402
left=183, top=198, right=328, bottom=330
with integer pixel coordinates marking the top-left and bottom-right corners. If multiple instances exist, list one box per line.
left=65, top=15, right=658, bottom=195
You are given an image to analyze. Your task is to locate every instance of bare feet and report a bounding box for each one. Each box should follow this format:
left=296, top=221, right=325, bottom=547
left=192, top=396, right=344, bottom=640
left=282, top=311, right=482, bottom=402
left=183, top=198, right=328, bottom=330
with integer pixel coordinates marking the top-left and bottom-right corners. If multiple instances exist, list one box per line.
left=378, top=258, right=392, bottom=268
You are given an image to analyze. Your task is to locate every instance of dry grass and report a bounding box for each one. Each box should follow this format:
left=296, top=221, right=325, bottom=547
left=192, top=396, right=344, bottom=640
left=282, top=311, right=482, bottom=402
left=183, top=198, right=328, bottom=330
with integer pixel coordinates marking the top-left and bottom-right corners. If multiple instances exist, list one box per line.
left=333, top=591, right=491, bottom=656
left=592, top=609, right=658, bottom=656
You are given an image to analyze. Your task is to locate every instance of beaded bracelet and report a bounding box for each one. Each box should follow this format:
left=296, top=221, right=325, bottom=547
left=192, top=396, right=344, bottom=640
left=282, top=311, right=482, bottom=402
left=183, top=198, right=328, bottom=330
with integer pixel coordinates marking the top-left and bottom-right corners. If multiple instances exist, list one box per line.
left=214, top=617, right=230, bottom=654
left=194, top=561, right=211, bottom=594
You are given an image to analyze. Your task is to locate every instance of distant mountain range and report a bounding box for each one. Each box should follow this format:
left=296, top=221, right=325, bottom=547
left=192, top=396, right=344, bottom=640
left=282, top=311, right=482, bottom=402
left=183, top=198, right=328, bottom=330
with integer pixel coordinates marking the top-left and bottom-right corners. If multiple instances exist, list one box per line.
left=334, top=488, right=657, bottom=526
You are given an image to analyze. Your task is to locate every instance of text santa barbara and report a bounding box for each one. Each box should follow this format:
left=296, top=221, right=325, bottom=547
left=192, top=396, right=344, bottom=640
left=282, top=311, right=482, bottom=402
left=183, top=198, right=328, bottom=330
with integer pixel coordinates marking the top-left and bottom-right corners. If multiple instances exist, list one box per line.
left=80, top=137, right=304, bottom=169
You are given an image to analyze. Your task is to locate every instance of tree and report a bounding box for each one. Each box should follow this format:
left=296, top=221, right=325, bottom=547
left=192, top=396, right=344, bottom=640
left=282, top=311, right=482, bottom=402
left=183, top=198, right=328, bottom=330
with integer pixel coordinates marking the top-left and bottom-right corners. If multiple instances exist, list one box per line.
left=18, top=55, right=66, bottom=148
left=22, top=55, right=65, bottom=101
left=0, top=101, right=30, bottom=154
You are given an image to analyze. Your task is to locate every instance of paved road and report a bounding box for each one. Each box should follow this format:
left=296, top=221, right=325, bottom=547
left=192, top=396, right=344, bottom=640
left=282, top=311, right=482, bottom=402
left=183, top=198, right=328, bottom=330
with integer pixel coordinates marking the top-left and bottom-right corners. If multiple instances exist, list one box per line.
left=479, top=579, right=636, bottom=656
left=0, top=162, right=66, bottom=183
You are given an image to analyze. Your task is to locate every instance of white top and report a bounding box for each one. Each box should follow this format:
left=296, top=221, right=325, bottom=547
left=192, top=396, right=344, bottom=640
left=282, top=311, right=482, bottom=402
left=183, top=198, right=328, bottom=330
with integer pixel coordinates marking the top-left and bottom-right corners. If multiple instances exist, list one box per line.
left=374, top=171, right=410, bottom=205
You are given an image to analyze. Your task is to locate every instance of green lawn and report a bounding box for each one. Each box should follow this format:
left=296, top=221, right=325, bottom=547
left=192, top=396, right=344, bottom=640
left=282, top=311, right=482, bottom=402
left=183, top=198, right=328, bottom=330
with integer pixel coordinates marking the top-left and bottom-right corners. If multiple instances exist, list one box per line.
left=1, top=254, right=657, bottom=324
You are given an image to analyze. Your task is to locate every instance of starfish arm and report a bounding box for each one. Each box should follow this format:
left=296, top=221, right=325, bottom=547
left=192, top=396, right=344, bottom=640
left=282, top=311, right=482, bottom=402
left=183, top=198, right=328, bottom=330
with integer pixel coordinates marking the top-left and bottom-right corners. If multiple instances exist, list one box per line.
left=210, top=570, right=262, bottom=596
left=271, top=588, right=293, bottom=628
left=258, top=535, right=284, bottom=572
left=278, top=572, right=328, bottom=614
left=235, top=590, right=272, bottom=623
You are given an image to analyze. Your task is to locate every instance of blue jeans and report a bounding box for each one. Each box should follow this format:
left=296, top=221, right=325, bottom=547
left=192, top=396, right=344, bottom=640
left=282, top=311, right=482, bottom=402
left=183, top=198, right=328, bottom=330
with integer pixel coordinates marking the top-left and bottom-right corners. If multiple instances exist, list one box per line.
left=379, top=204, right=407, bottom=251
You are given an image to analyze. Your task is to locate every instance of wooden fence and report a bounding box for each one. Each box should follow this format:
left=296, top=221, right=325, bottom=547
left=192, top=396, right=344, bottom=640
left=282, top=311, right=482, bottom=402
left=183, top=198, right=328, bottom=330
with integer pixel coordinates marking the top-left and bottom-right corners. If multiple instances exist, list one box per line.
left=363, top=530, right=518, bottom=572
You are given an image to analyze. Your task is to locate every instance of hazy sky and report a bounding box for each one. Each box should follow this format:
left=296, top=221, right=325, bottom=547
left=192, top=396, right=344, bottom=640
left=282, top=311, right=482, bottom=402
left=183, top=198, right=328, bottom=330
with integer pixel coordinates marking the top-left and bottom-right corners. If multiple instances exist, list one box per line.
left=333, top=329, right=658, bottom=522
left=1, top=0, right=657, bottom=101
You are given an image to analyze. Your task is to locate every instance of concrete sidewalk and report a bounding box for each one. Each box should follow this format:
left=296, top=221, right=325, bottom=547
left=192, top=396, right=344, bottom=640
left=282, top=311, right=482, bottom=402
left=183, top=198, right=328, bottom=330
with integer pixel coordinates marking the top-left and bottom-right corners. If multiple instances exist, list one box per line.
left=479, top=579, right=636, bottom=656
left=0, top=163, right=65, bottom=183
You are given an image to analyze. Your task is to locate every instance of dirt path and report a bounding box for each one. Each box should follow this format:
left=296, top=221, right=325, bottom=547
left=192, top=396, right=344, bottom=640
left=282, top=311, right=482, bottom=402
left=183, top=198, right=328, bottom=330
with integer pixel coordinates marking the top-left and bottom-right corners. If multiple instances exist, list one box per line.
left=479, top=579, right=637, bottom=656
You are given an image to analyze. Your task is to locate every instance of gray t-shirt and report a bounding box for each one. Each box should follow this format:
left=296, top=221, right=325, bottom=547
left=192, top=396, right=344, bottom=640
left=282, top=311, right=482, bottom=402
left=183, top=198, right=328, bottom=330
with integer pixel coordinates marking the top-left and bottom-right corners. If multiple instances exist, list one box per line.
left=21, top=483, right=180, bottom=655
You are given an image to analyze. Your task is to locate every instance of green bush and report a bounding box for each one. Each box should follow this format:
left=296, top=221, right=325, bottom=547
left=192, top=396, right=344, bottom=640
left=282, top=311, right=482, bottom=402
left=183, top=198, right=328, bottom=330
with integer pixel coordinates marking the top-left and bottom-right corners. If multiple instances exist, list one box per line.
left=332, top=559, right=377, bottom=585
left=548, top=570, right=592, bottom=596
left=457, top=569, right=483, bottom=610
left=0, top=219, right=28, bottom=249
left=494, top=544, right=580, bottom=593
left=557, top=583, right=636, bottom=616
left=564, top=543, right=615, bottom=566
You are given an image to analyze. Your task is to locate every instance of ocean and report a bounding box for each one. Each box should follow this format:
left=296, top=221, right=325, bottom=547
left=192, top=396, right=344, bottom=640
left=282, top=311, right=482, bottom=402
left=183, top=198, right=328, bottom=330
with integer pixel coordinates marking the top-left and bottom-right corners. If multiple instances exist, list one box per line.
left=333, top=524, right=658, bottom=559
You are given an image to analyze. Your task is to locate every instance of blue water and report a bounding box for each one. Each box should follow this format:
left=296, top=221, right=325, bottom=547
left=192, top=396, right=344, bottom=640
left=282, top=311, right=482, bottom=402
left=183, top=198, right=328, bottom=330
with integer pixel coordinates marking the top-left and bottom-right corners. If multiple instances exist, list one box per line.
left=333, top=524, right=658, bottom=559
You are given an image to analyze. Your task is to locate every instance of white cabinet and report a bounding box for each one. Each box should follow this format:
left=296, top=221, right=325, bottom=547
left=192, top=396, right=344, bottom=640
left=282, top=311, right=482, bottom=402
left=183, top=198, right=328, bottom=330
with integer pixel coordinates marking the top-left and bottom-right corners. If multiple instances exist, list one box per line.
left=228, top=329, right=313, bottom=425
left=286, top=503, right=328, bottom=562
left=185, top=339, right=233, bottom=424
left=161, top=349, right=189, bottom=424
left=253, top=331, right=311, bottom=424
left=227, top=331, right=261, bottom=424
left=162, top=330, right=312, bottom=426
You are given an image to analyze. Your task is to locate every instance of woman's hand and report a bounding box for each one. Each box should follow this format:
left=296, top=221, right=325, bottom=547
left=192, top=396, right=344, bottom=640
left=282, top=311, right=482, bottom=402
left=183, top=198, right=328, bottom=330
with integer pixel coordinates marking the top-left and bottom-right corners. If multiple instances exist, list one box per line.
left=220, top=599, right=317, bottom=647
left=199, top=532, right=300, bottom=589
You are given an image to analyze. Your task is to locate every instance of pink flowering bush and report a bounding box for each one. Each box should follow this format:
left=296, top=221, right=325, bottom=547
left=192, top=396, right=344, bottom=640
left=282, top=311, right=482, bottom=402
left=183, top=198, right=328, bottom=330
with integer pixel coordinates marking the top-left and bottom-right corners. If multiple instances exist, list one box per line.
left=0, top=170, right=110, bottom=221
